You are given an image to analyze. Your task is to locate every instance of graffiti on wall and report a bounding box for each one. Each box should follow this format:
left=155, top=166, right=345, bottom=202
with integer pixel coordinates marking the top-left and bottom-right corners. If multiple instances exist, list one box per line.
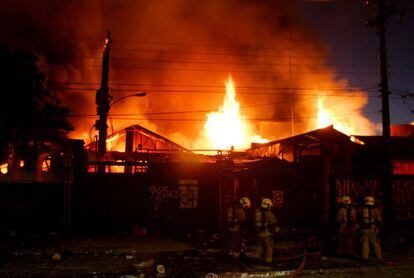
left=335, top=177, right=382, bottom=205
left=179, top=179, right=199, bottom=209
left=148, top=184, right=179, bottom=212
left=393, top=180, right=414, bottom=220
left=335, top=177, right=414, bottom=220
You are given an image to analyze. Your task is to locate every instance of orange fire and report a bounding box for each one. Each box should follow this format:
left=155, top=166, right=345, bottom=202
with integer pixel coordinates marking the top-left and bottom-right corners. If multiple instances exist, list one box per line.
left=0, top=163, right=8, bottom=175
left=106, top=133, right=125, bottom=152
left=316, top=96, right=373, bottom=135
left=202, top=76, right=267, bottom=150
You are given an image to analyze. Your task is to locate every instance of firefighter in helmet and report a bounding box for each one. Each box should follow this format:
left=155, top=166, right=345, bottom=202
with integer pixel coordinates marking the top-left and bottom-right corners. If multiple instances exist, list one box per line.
left=255, top=198, right=278, bottom=264
left=360, top=196, right=382, bottom=260
left=337, top=195, right=358, bottom=257
left=226, top=197, right=251, bottom=258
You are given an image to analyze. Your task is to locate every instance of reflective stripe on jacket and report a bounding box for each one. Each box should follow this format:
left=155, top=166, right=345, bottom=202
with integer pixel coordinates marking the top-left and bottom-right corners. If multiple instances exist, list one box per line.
left=227, top=205, right=246, bottom=232
left=361, top=206, right=381, bottom=230
left=337, top=206, right=357, bottom=227
left=255, top=209, right=277, bottom=237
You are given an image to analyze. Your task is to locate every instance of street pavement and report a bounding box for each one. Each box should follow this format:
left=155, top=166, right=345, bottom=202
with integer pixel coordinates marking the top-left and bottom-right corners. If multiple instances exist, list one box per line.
left=0, top=233, right=413, bottom=277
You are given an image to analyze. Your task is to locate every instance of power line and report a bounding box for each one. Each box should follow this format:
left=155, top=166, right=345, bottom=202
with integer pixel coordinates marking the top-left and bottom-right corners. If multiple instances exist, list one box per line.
left=52, top=87, right=387, bottom=98
left=56, top=63, right=378, bottom=75
left=70, top=95, right=320, bottom=118
left=50, top=83, right=377, bottom=92
left=71, top=56, right=378, bottom=68
left=69, top=110, right=381, bottom=122
left=110, top=47, right=377, bottom=60
left=50, top=81, right=379, bottom=90
left=108, top=40, right=378, bottom=52
left=63, top=44, right=378, bottom=60
left=45, top=35, right=379, bottom=52
left=69, top=94, right=382, bottom=119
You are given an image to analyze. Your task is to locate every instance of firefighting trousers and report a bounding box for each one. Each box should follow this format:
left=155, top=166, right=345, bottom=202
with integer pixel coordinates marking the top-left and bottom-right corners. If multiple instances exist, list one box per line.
left=361, top=228, right=382, bottom=260
left=230, top=231, right=243, bottom=257
left=338, top=225, right=357, bottom=256
left=256, top=236, right=273, bottom=263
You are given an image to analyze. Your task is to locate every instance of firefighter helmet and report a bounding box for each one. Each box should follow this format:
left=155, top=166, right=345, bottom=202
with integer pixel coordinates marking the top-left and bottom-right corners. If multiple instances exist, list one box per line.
left=261, top=198, right=273, bottom=209
left=364, top=196, right=375, bottom=206
left=341, top=195, right=352, bottom=205
left=240, top=197, right=251, bottom=208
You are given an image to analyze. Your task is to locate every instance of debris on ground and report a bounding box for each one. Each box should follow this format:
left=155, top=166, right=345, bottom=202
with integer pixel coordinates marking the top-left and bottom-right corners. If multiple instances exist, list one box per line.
left=51, top=253, right=61, bottom=261
left=156, top=264, right=165, bottom=276
left=134, top=259, right=155, bottom=269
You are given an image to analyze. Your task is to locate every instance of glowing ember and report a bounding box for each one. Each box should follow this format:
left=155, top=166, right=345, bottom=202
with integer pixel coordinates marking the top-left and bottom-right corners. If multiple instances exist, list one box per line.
left=350, top=136, right=365, bottom=145
left=42, top=157, right=50, bottom=173
left=203, top=76, right=267, bottom=150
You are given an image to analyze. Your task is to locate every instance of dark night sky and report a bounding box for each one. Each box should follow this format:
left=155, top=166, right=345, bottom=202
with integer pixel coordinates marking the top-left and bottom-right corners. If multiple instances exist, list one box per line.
left=301, top=0, right=414, bottom=125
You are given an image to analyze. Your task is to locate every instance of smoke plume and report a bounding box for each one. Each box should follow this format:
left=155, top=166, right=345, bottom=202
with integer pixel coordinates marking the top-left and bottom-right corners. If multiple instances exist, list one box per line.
left=0, top=0, right=377, bottom=148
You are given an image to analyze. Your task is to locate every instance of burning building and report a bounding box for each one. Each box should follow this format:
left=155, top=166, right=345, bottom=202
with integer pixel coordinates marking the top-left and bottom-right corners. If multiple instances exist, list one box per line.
left=85, top=124, right=198, bottom=173
left=2, top=0, right=413, bottom=236
left=248, top=124, right=414, bottom=224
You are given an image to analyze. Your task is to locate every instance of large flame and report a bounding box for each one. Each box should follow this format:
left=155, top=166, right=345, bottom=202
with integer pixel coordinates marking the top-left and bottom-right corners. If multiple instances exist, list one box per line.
left=203, top=76, right=267, bottom=150
left=317, top=97, right=365, bottom=135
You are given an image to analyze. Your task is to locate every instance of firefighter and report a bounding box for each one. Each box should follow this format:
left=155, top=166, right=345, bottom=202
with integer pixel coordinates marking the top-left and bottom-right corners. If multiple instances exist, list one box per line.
left=337, top=195, right=358, bottom=257
left=226, top=197, right=251, bottom=258
left=255, top=198, right=278, bottom=264
left=360, top=196, right=382, bottom=260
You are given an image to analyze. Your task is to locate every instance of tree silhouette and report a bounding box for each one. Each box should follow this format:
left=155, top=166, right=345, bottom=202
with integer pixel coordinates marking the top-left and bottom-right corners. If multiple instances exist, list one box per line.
left=0, top=46, right=73, bottom=165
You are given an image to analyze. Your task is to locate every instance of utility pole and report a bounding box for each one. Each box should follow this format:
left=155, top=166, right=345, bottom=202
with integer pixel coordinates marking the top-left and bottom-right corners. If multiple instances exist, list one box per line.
left=365, top=0, right=401, bottom=233
left=95, top=31, right=112, bottom=172
left=378, top=0, right=392, bottom=234
left=378, top=0, right=391, bottom=138
left=287, top=32, right=295, bottom=136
